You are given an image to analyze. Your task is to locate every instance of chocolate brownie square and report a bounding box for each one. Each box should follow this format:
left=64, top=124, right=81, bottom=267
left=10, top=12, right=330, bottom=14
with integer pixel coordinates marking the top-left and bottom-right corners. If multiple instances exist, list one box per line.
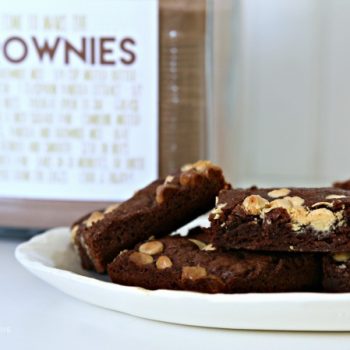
left=323, top=252, right=350, bottom=292
left=333, top=179, right=350, bottom=191
left=108, top=229, right=322, bottom=293
left=72, top=161, right=229, bottom=273
left=210, top=187, right=350, bottom=253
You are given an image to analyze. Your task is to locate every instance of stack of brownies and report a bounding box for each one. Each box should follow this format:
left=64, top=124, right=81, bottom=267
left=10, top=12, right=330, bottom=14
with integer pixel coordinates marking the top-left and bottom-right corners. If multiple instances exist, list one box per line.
left=71, top=161, right=350, bottom=293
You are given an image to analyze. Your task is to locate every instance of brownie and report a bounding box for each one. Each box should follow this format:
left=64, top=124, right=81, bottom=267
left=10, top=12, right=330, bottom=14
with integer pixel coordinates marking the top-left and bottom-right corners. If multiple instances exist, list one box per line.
left=323, top=252, right=350, bottom=292
left=333, top=179, right=350, bottom=191
left=210, top=187, right=350, bottom=253
left=107, top=232, right=322, bottom=293
left=71, top=161, right=228, bottom=273
left=71, top=210, right=105, bottom=271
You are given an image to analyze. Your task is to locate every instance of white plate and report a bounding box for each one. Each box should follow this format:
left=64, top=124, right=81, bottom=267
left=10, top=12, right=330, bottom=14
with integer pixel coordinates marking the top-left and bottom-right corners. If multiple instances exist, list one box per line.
left=14, top=219, right=350, bottom=331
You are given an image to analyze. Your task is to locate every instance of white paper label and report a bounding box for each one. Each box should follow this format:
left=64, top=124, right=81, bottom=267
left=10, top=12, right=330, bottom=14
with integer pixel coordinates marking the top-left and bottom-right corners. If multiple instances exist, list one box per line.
left=0, top=0, right=158, bottom=201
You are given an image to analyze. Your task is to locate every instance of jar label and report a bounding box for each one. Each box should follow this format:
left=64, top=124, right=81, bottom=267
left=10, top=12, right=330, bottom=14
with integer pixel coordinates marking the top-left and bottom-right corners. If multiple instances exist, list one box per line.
left=0, top=0, right=159, bottom=200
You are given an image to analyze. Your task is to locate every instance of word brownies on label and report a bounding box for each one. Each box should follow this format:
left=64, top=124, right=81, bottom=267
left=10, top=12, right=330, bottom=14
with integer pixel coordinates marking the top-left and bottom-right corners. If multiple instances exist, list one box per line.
left=0, top=36, right=136, bottom=65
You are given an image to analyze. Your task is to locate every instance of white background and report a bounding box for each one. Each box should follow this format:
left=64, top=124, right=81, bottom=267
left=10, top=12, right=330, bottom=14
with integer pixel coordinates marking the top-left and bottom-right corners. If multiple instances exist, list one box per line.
left=214, top=0, right=350, bottom=188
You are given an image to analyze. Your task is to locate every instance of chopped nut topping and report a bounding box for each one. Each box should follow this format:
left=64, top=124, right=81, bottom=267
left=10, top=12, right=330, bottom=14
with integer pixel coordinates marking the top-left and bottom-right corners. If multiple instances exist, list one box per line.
left=268, top=198, right=293, bottom=211
left=70, top=225, right=79, bottom=243
left=181, top=160, right=221, bottom=174
left=242, top=195, right=269, bottom=215
left=139, top=241, right=164, bottom=255
left=155, top=184, right=178, bottom=204
left=307, top=208, right=336, bottom=232
left=290, top=206, right=309, bottom=231
left=85, top=211, right=104, bottom=228
left=182, top=266, right=207, bottom=281
left=239, top=190, right=345, bottom=233
left=267, top=188, right=291, bottom=198
left=155, top=185, right=166, bottom=204
left=179, top=171, right=201, bottom=186
left=285, top=196, right=304, bottom=207
left=104, top=203, right=120, bottom=214
left=326, top=194, right=347, bottom=199
left=156, top=256, right=173, bottom=269
left=164, top=175, right=174, bottom=184
left=129, top=252, right=153, bottom=266
left=118, top=249, right=128, bottom=256
left=202, top=243, right=216, bottom=251
left=189, top=239, right=206, bottom=250
left=79, top=235, right=93, bottom=260
left=181, top=163, right=193, bottom=172
left=311, top=202, right=333, bottom=208
left=332, top=252, right=350, bottom=263
left=211, top=203, right=227, bottom=220
left=335, top=211, right=344, bottom=222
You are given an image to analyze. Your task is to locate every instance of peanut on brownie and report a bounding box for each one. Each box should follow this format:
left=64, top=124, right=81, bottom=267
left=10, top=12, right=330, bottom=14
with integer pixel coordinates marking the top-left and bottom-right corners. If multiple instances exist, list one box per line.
left=71, top=161, right=229, bottom=273
left=107, top=229, right=322, bottom=293
left=209, top=187, right=350, bottom=253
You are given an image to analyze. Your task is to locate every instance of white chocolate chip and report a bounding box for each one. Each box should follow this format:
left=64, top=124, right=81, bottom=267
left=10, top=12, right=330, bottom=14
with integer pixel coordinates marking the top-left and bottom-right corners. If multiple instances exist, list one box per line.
left=242, top=195, right=269, bottom=215
left=156, top=256, right=173, bottom=269
left=307, top=208, right=336, bottom=232
left=289, top=245, right=294, bottom=250
left=85, top=211, right=104, bottom=228
left=333, top=252, right=350, bottom=263
left=267, top=188, right=291, bottom=198
left=326, top=194, right=346, bottom=199
left=139, top=241, right=164, bottom=255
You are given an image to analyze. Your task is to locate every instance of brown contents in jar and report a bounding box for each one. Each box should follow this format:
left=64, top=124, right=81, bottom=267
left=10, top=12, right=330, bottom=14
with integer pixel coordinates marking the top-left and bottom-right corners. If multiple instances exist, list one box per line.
left=159, top=0, right=207, bottom=176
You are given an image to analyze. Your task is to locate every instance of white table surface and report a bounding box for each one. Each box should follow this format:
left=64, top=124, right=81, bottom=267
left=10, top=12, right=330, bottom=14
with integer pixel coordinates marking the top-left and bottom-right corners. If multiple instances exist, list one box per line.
left=2, top=238, right=350, bottom=350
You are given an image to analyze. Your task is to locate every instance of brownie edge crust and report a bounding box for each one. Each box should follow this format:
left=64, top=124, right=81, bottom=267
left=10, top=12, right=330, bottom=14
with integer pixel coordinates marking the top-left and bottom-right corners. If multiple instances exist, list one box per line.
left=323, top=253, right=350, bottom=292
left=108, top=233, right=322, bottom=293
left=72, top=161, right=229, bottom=273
